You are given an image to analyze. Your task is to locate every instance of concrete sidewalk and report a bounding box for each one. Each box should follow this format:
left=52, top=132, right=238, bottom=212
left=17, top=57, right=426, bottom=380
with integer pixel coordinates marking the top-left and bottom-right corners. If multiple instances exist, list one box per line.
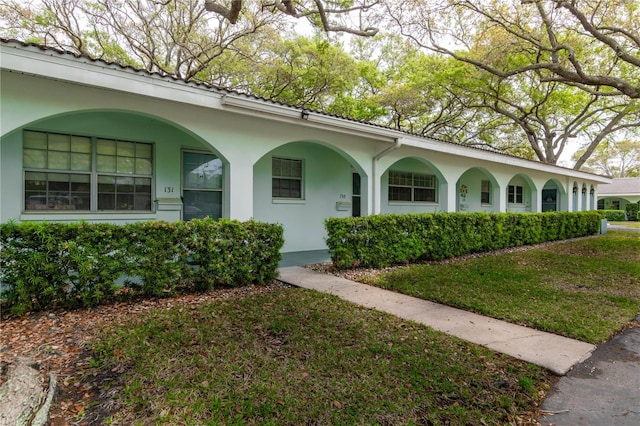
left=278, top=266, right=595, bottom=375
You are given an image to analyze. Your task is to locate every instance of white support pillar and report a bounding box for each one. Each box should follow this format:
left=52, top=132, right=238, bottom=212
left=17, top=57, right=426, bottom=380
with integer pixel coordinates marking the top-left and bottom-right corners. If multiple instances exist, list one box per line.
left=225, top=160, right=254, bottom=221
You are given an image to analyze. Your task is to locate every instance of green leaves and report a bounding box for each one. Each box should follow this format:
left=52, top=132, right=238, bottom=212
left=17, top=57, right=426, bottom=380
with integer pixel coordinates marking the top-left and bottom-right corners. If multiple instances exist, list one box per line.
left=325, top=212, right=604, bottom=269
left=0, top=219, right=284, bottom=315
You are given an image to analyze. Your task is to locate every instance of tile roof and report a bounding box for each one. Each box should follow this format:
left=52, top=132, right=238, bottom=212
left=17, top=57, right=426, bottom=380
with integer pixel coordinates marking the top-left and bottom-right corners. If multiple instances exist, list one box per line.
left=0, top=38, right=611, bottom=179
left=598, top=178, right=640, bottom=195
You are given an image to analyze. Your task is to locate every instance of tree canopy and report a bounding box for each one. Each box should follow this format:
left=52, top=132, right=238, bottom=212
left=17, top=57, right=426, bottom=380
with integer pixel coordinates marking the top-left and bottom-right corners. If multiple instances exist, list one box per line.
left=0, top=0, right=638, bottom=170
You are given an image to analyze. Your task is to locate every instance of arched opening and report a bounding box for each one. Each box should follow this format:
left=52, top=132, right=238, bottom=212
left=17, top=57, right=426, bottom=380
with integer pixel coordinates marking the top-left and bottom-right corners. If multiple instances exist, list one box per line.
left=253, top=140, right=368, bottom=252
left=456, top=167, right=500, bottom=212
left=507, top=174, right=537, bottom=212
left=379, top=157, right=447, bottom=214
left=542, top=179, right=567, bottom=212
left=1, top=109, right=223, bottom=223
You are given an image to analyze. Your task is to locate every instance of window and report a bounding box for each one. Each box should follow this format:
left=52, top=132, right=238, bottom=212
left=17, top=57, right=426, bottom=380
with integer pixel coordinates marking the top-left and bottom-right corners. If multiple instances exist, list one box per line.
left=389, top=171, right=436, bottom=202
left=481, top=180, right=491, bottom=204
left=508, top=185, right=524, bottom=204
left=272, top=157, right=303, bottom=199
left=24, top=130, right=152, bottom=212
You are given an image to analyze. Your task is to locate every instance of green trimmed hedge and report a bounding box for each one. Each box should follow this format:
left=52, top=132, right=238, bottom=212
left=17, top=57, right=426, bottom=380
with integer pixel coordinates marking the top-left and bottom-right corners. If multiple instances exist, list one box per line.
left=600, top=210, right=627, bottom=222
left=0, top=219, right=283, bottom=315
left=325, top=212, right=603, bottom=269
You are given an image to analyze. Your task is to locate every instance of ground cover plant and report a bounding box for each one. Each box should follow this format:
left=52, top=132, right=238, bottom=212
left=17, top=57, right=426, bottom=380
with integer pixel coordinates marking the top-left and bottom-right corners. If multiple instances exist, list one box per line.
left=91, top=289, right=551, bottom=425
left=366, top=232, right=640, bottom=344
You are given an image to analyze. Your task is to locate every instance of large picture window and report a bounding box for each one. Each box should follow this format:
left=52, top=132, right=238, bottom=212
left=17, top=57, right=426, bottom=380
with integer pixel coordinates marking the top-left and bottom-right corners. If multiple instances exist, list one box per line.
left=508, top=185, right=524, bottom=204
left=388, top=171, right=436, bottom=202
left=272, top=157, right=303, bottom=199
left=23, top=130, right=153, bottom=211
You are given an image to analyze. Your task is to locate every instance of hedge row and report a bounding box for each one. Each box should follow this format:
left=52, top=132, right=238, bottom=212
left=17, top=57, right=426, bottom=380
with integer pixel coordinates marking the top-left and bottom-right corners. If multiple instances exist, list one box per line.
left=325, top=212, right=604, bottom=269
left=601, top=210, right=627, bottom=222
left=0, top=219, right=283, bottom=315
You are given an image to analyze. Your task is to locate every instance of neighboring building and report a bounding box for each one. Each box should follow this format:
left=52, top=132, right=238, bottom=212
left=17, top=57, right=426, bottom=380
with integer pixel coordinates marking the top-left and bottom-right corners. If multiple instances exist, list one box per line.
left=597, top=178, right=640, bottom=212
left=0, top=40, right=611, bottom=253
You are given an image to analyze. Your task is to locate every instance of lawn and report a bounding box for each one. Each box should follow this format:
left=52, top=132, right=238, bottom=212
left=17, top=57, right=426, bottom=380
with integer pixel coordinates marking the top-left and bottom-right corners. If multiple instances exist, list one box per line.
left=366, top=231, right=640, bottom=344
left=610, top=221, right=640, bottom=229
left=86, top=231, right=638, bottom=424
left=91, top=289, right=551, bottom=425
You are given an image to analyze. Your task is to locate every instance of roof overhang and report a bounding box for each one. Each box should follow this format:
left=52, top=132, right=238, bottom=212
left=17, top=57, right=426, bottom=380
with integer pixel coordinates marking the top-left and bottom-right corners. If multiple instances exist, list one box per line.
left=0, top=40, right=612, bottom=184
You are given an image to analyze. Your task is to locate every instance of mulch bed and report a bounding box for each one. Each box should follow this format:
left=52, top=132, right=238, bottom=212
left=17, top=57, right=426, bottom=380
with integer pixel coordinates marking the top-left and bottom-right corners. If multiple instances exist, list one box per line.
left=0, top=283, right=291, bottom=425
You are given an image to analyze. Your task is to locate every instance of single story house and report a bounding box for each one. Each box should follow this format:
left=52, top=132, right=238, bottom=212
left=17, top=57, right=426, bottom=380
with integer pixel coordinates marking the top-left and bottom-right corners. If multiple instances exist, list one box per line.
left=0, top=39, right=611, bottom=253
left=597, top=178, right=640, bottom=212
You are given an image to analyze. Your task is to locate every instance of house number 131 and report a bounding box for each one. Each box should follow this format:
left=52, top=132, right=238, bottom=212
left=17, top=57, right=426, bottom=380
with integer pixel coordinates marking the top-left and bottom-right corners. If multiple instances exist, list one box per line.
left=164, top=187, right=175, bottom=193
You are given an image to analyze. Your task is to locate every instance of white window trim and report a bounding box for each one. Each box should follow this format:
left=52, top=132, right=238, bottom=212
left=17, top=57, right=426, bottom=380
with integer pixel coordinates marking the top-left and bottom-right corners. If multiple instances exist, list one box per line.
left=272, top=156, right=305, bottom=200
left=388, top=170, right=437, bottom=203
left=508, top=184, right=524, bottom=205
left=481, top=180, right=492, bottom=206
left=23, top=129, right=155, bottom=213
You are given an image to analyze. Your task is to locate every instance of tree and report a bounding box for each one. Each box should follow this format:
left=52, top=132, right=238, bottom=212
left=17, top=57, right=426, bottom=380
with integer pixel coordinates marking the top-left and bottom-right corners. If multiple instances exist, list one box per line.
left=0, top=0, right=283, bottom=81
left=383, top=0, right=640, bottom=166
left=572, top=139, right=640, bottom=177
left=203, top=0, right=382, bottom=36
left=387, top=0, right=640, bottom=98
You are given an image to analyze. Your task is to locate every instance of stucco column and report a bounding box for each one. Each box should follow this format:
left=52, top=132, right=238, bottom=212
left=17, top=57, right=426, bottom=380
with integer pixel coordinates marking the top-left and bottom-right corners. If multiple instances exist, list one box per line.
left=225, top=160, right=254, bottom=221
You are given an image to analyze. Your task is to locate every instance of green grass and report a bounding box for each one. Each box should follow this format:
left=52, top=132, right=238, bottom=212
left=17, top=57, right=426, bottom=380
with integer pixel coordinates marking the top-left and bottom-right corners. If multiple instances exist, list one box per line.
left=610, top=221, right=640, bottom=228
left=368, top=231, right=640, bottom=344
left=93, top=289, right=550, bottom=425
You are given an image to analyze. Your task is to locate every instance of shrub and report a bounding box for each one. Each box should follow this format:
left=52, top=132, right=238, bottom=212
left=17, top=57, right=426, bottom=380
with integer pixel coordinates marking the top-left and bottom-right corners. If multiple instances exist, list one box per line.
left=325, top=212, right=603, bottom=270
left=625, top=204, right=638, bottom=221
left=0, top=219, right=283, bottom=316
left=601, top=210, right=627, bottom=222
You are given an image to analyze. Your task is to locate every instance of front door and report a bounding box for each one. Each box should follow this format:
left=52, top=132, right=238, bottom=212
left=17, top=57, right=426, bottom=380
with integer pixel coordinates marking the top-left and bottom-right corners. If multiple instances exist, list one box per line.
left=182, top=151, right=223, bottom=220
left=542, top=189, right=557, bottom=212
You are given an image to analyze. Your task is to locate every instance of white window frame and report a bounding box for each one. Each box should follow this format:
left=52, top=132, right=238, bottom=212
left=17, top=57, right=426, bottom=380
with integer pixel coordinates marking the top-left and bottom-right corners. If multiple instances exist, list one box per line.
left=272, top=157, right=304, bottom=200
left=508, top=184, right=524, bottom=204
left=481, top=180, right=492, bottom=205
left=388, top=171, right=437, bottom=203
left=23, top=129, right=154, bottom=213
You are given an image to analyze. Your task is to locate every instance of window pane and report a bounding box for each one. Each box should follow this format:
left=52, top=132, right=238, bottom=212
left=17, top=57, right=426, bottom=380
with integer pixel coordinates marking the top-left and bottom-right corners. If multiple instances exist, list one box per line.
left=23, top=131, right=47, bottom=149
left=117, top=156, right=135, bottom=174
left=97, top=155, right=116, bottom=172
left=24, top=149, right=47, bottom=169
left=98, top=193, right=115, bottom=210
left=116, top=194, right=135, bottom=210
left=48, top=173, right=70, bottom=191
left=116, top=176, right=134, bottom=193
left=70, top=174, right=90, bottom=191
left=97, top=139, right=116, bottom=155
left=71, top=136, right=91, bottom=153
left=136, top=143, right=152, bottom=158
left=135, top=177, right=152, bottom=193
left=98, top=175, right=116, bottom=193
left=48, top=151, right=70, bottom=170
left=135, top=158, right=153, bottom=175
left=48, top=133, right=70, bottom=152
left=25, top=172, right=47, bottom=191
left=71, top=153, right=91, bottom=171
left=117, top=141, right=135, bottom=157
left=389, top=186, right=412, bottom=201
left=414, top=188, right=436, bottom=202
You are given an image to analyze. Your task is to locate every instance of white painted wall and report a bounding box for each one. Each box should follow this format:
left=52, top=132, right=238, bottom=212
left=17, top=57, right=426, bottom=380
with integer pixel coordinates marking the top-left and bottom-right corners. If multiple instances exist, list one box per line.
left=0, top=60, right=611, bottom=253
left=253, top=142, right=353, bottom=252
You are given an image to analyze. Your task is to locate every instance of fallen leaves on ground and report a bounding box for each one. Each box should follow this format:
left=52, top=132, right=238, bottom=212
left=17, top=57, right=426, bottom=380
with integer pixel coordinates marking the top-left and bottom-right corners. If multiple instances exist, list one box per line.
left=0, top=283, right=290, bottom=425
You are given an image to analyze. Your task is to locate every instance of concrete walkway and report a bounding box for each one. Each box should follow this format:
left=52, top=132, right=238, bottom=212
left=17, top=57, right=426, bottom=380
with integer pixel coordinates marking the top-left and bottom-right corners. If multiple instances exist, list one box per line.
left=278, top=266, right=596, bottom=376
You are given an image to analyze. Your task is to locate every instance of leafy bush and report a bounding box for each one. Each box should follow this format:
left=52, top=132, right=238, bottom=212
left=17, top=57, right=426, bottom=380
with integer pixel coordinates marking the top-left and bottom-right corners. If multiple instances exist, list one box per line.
left=0, top=219, right=283, bottom=315
left=625, top=204, right=639, bottom=221
left=600, top=210, right=627, bottom=222
left=325, top=212, right=603, bottom=269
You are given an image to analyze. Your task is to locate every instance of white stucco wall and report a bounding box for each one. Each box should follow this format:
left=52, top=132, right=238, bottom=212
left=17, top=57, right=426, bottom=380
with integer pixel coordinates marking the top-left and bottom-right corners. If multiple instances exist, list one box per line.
left=0, top=46, right=612, bottom=252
